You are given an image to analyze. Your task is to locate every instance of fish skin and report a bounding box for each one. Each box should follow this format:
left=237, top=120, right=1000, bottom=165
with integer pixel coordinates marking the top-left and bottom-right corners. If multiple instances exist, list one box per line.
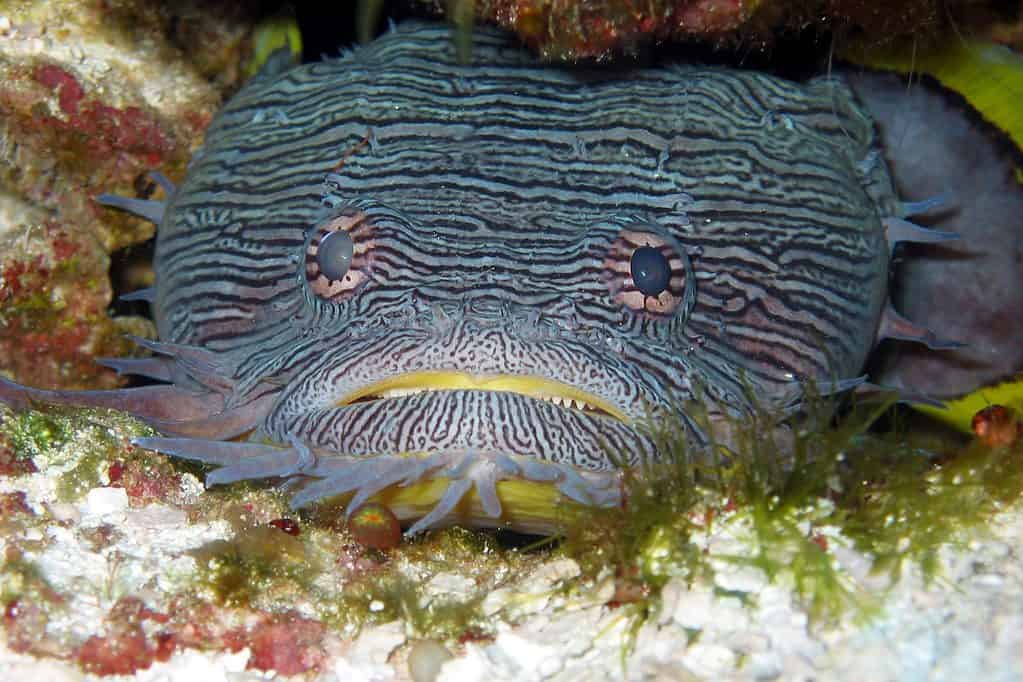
left=10, top=23, right=976, bottom=533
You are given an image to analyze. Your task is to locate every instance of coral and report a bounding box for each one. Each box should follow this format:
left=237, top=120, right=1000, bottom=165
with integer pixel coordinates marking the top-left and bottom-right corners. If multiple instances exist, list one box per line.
left=0, top=217, right=140, bottom=391
left=0, top=1, right=263, bottom=390
left=398, top=0, right=1015, bottom=61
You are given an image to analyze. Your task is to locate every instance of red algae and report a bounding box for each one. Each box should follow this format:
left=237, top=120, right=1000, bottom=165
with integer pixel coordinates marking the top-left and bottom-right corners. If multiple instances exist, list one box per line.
left=34, top=64, right=86, bottom=113
left=0, top=220, right=138, bottom=391
left=100, top=447, right=186, bottom=507
left=3, top=598, right=51, bottom=655
left=120, top=459, right=183, bottom=507
left=32, top=63, right=173, bottom=164
left=972, top=405, right=1022, bottom=448
left=269, top=517, right=302, bottom=536
left=0, top=1, right=259, bottom=393
left=74, top=598, right=173, bottom=675
left=245, top=616, right=327, bottom=675
left=76, top=626, right=155, bottom=676
left=153, top=631, right=178, bottom=662
left=0, top=438, right=36, bottom=477
left=0, top=491, right=33, bottom=517
left=415, top=0, right=1010, bottom=61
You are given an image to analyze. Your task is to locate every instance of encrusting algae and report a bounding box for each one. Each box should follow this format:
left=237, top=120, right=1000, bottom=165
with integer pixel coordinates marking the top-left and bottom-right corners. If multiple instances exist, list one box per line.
left=2, top=380, right=1022, bottom=674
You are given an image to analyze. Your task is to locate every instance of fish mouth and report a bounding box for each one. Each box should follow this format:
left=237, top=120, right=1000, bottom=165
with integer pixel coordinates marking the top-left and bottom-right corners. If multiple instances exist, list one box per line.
left=335, top=370, right=630, bottom=424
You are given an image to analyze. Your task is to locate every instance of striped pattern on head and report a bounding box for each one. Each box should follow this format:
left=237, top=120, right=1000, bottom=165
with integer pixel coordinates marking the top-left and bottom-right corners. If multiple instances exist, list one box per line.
left=153, top=22, right=891, bottom=470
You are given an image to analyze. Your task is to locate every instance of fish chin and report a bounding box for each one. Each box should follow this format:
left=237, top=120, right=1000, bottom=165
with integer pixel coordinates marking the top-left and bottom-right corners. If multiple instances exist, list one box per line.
left=266, top=386, right=656, bottom=469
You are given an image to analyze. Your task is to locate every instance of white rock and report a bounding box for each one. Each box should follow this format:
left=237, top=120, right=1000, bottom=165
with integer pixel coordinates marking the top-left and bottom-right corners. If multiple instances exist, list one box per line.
left=135, top=647, right=251, bottom=681
left=426, top=572, right=477, bottom=601
left=746, top=650, right=783, bottom=681
left=482, top=587, right=514, bottom=617
left=346, top=621, right=406, bottom=672
left=436, top=644, right=490, bottom=682
left=682, top=643, right=737, bottom=678
left=657, top=579, right=685, bottom=625
left=525, top=559, right=580, bottom=592
left=973, top=573, right=1005, bottom=588
left=487, top=627, right=563, bottom=679
left=713, top=562, right=769, bottom=594
left=46, top=501, right=80, bottom=523
left=81, top=486, right=128, bottom=518
left=0, top=646, right=84, bottom=681
left=520, top=608, right=596, bottom=659
left=671, top=589, right=717, bottom=630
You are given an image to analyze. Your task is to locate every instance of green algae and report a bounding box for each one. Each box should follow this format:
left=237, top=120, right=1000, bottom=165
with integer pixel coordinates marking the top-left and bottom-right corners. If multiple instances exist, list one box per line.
left=2, top=409, right=75, bottom=461
left=1, top=550, right=53, bottom=606
left=187, top=495, right=529, bottom=642
left=0, top=406, right=170, bottom=502
left=321, top=527, right=531, bottom=639
left=191, top=524, right=317, bottom=609
left=329, top=570, right=487, bottom=639
left=4, top=386, right=1023, bottom=651
left=562, top=388, right=1023, bottom=632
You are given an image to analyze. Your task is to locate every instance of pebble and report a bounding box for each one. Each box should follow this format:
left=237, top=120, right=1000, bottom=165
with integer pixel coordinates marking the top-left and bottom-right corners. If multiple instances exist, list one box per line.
left=672, top=589, right=751, bottom=633
left=339, top=621, right=406, bottom=680
left=425, top=572, right=476, bottom=601
left=746, top=650, right=784, bottom=680
left=682, top=643, right=737, bottom=678
left=525, top=558, right=580, bottom=591
left=46, top=502, right=80, bottom=523
left=408, top=640, right=454, bottom=682
left=712, top=562, right=769, bottom=594
left=81, top=486, right=128, bottom=517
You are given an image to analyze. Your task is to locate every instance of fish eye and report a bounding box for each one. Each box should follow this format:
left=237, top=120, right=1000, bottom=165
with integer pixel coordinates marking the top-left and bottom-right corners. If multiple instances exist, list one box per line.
left=317, top=229, right=354, bottom=281
left=602, top=226, right=695, bottom=319
left=630, top=246, right=671, bottom=297
left=304, top=208, right=374, bottom=301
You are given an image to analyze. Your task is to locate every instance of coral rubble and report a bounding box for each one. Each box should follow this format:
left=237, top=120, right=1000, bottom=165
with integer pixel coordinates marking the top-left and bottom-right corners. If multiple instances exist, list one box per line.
left=0, top=0, right=260, bottom=390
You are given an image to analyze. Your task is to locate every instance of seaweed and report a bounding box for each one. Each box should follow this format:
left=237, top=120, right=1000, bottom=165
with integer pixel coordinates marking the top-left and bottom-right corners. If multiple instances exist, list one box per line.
left=561, top=382, right=1023, bottom=647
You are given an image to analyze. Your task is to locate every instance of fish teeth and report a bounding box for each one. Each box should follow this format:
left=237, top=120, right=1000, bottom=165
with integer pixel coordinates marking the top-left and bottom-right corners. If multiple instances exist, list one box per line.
left=380, top=387, right=421, bottom=398
left=534, top=394, right=591, bottom=410
left=374, top=388, right=595, bottom=411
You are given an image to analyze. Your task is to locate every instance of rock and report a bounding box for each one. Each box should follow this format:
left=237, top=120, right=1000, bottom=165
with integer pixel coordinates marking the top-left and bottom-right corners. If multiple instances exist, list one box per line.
left=0, top=0, right=260, bottom=390
left=407, top=639, right=454, bottom=682
left=407, top=0, right=994, bottom=62
left=81, top=486, right=128, bottom=518
left=682, top=643, right=737, bottom=679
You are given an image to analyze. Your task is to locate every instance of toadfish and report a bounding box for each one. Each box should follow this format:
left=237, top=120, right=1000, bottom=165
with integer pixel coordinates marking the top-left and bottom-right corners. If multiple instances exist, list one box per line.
left=1, top=22, right=1017, bottom=535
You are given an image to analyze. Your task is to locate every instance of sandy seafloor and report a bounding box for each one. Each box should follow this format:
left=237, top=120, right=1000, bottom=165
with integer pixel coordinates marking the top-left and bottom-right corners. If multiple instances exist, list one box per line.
left=1, top=455, right=1021, bottom=682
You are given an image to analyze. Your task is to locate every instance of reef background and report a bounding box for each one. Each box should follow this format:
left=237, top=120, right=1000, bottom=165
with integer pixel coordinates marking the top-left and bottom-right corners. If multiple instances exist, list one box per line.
left=2, top=0, right=1021, bottom=393
left=1, top=1, right=1022, bottom=680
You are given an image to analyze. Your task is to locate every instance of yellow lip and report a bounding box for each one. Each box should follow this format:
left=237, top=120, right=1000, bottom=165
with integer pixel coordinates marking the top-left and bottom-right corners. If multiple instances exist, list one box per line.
left=336, top=371, right=630, bottom=423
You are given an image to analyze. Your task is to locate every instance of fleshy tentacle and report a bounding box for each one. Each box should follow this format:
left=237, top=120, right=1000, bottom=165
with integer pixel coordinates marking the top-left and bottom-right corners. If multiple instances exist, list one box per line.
left=132, top=435, right=621, bottom=536
left=0, top=334, right=278, bottom=441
